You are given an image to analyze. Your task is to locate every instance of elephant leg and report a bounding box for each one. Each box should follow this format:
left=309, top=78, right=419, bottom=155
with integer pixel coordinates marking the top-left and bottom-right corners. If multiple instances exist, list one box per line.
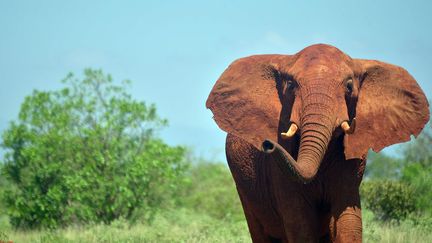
left=226, top=134, right=278, bottom=242
left=237, top=192, right=279, bottom=243
left=329, top=205, right=362, bottom=243
left=279, top=201, right=320, bottom=243
left=274, top=184, right=320, bottom=242
left=327, top=159, right=363, bottom=243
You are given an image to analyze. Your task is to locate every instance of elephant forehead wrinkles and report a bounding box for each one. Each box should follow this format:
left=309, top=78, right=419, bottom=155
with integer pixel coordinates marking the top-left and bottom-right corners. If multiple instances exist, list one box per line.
left=291, top=62, right=352, bottom=87
left=288, top=45, right=354, bottom=85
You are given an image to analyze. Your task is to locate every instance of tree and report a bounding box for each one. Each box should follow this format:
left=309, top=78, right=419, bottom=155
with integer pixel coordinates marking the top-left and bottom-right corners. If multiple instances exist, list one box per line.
left=364, top=151, right=404, bottom=180
left=178, top=158, right=244, bottom=221
left=1, top=69, right=187, bottom=228
left=361, top=180, right=416, bottom=221
left=401, top=121, right=432, bottom=216
left=402, top=122, right=432, bottom=168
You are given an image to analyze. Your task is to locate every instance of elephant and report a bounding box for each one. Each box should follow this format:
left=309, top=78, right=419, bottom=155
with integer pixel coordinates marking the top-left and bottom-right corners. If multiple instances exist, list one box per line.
left=206, top=44, right=430, bottom=242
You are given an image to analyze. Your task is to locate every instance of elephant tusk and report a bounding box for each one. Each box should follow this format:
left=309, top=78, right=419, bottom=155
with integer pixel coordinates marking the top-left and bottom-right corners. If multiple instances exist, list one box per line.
left=341, top=118, right=356, bottom=134
left=281, top=123, right=298, bottom=139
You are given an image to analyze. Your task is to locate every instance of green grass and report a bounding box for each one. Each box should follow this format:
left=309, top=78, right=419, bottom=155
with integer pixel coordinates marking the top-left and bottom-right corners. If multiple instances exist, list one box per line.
left=371, top=224, right=432, bottom=243
left=1, top=209, right=432, bottom=243
left=362, top=209, right=432, bottom=243
left=0, top=209, right=250, bottom=243
left=1, top=161, right=431, bottom=242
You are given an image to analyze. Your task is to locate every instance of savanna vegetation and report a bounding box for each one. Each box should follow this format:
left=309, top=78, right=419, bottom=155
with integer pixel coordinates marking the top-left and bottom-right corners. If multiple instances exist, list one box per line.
left=0, top=69, right=431, bottom=242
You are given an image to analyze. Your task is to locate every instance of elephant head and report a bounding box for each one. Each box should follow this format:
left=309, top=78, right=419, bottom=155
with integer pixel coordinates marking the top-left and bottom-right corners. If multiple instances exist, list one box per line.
left=206, top=44, right=429, bottom=183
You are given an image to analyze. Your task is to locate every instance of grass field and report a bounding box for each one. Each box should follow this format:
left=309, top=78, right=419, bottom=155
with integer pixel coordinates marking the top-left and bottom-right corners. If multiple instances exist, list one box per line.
left=1, top=209, right=432, bottom=243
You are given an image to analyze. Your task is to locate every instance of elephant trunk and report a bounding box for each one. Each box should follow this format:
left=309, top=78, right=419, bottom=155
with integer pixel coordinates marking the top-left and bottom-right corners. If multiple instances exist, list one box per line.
left=262, top=90, right=335, bottom=183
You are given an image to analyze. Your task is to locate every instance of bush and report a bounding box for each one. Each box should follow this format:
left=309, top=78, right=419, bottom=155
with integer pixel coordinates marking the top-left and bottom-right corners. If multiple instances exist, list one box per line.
left=1, top=69, right=188, bottom=228
left=178, top=159, right=245, bottom=221
left=361, top=180, right=416, bottom=222
left=401, top=124, right=432, bottom=216
left=402, top=163, right=432, bottom=216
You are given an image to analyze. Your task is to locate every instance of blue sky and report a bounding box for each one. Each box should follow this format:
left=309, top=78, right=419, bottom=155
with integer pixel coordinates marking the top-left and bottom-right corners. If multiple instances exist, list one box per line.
left=0, top=0, right=431, bottom=162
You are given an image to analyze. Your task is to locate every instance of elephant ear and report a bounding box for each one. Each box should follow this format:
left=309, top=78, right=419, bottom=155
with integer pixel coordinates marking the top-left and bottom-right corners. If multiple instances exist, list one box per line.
left=206, top=55, right=293, bottom=150
left=344, top=59, right=430, bottom=159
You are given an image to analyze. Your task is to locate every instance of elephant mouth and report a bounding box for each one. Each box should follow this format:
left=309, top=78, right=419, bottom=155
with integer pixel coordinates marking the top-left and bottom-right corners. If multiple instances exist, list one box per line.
left=261, top=119, right=356, bottom=183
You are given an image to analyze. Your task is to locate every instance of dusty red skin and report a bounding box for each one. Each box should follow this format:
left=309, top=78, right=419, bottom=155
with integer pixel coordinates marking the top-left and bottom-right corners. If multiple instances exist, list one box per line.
left=206, top=44, right=429, bottom=242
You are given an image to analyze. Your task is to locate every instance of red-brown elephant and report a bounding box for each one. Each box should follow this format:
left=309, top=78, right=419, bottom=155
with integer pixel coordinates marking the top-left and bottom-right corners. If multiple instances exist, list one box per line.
left=206, top=44, right=429, bottom=242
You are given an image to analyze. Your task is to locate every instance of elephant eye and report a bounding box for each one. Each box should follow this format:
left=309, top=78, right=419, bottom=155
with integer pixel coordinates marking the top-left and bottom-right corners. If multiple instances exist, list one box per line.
left=346, top=78, right=353, bottom=93
left=286, top=80, right=296, bottom=91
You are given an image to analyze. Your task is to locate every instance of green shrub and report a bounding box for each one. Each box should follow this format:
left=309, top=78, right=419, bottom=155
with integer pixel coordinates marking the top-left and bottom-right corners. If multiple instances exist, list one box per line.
left=361, top=180, right=416, bottom=222
left=364, top=151, right=405, bottom=179
left=178, top=160, right=245, bottom=222
left=1, top=69, right=188, bottom=229
left=401, top=131, right=432, bottom=217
